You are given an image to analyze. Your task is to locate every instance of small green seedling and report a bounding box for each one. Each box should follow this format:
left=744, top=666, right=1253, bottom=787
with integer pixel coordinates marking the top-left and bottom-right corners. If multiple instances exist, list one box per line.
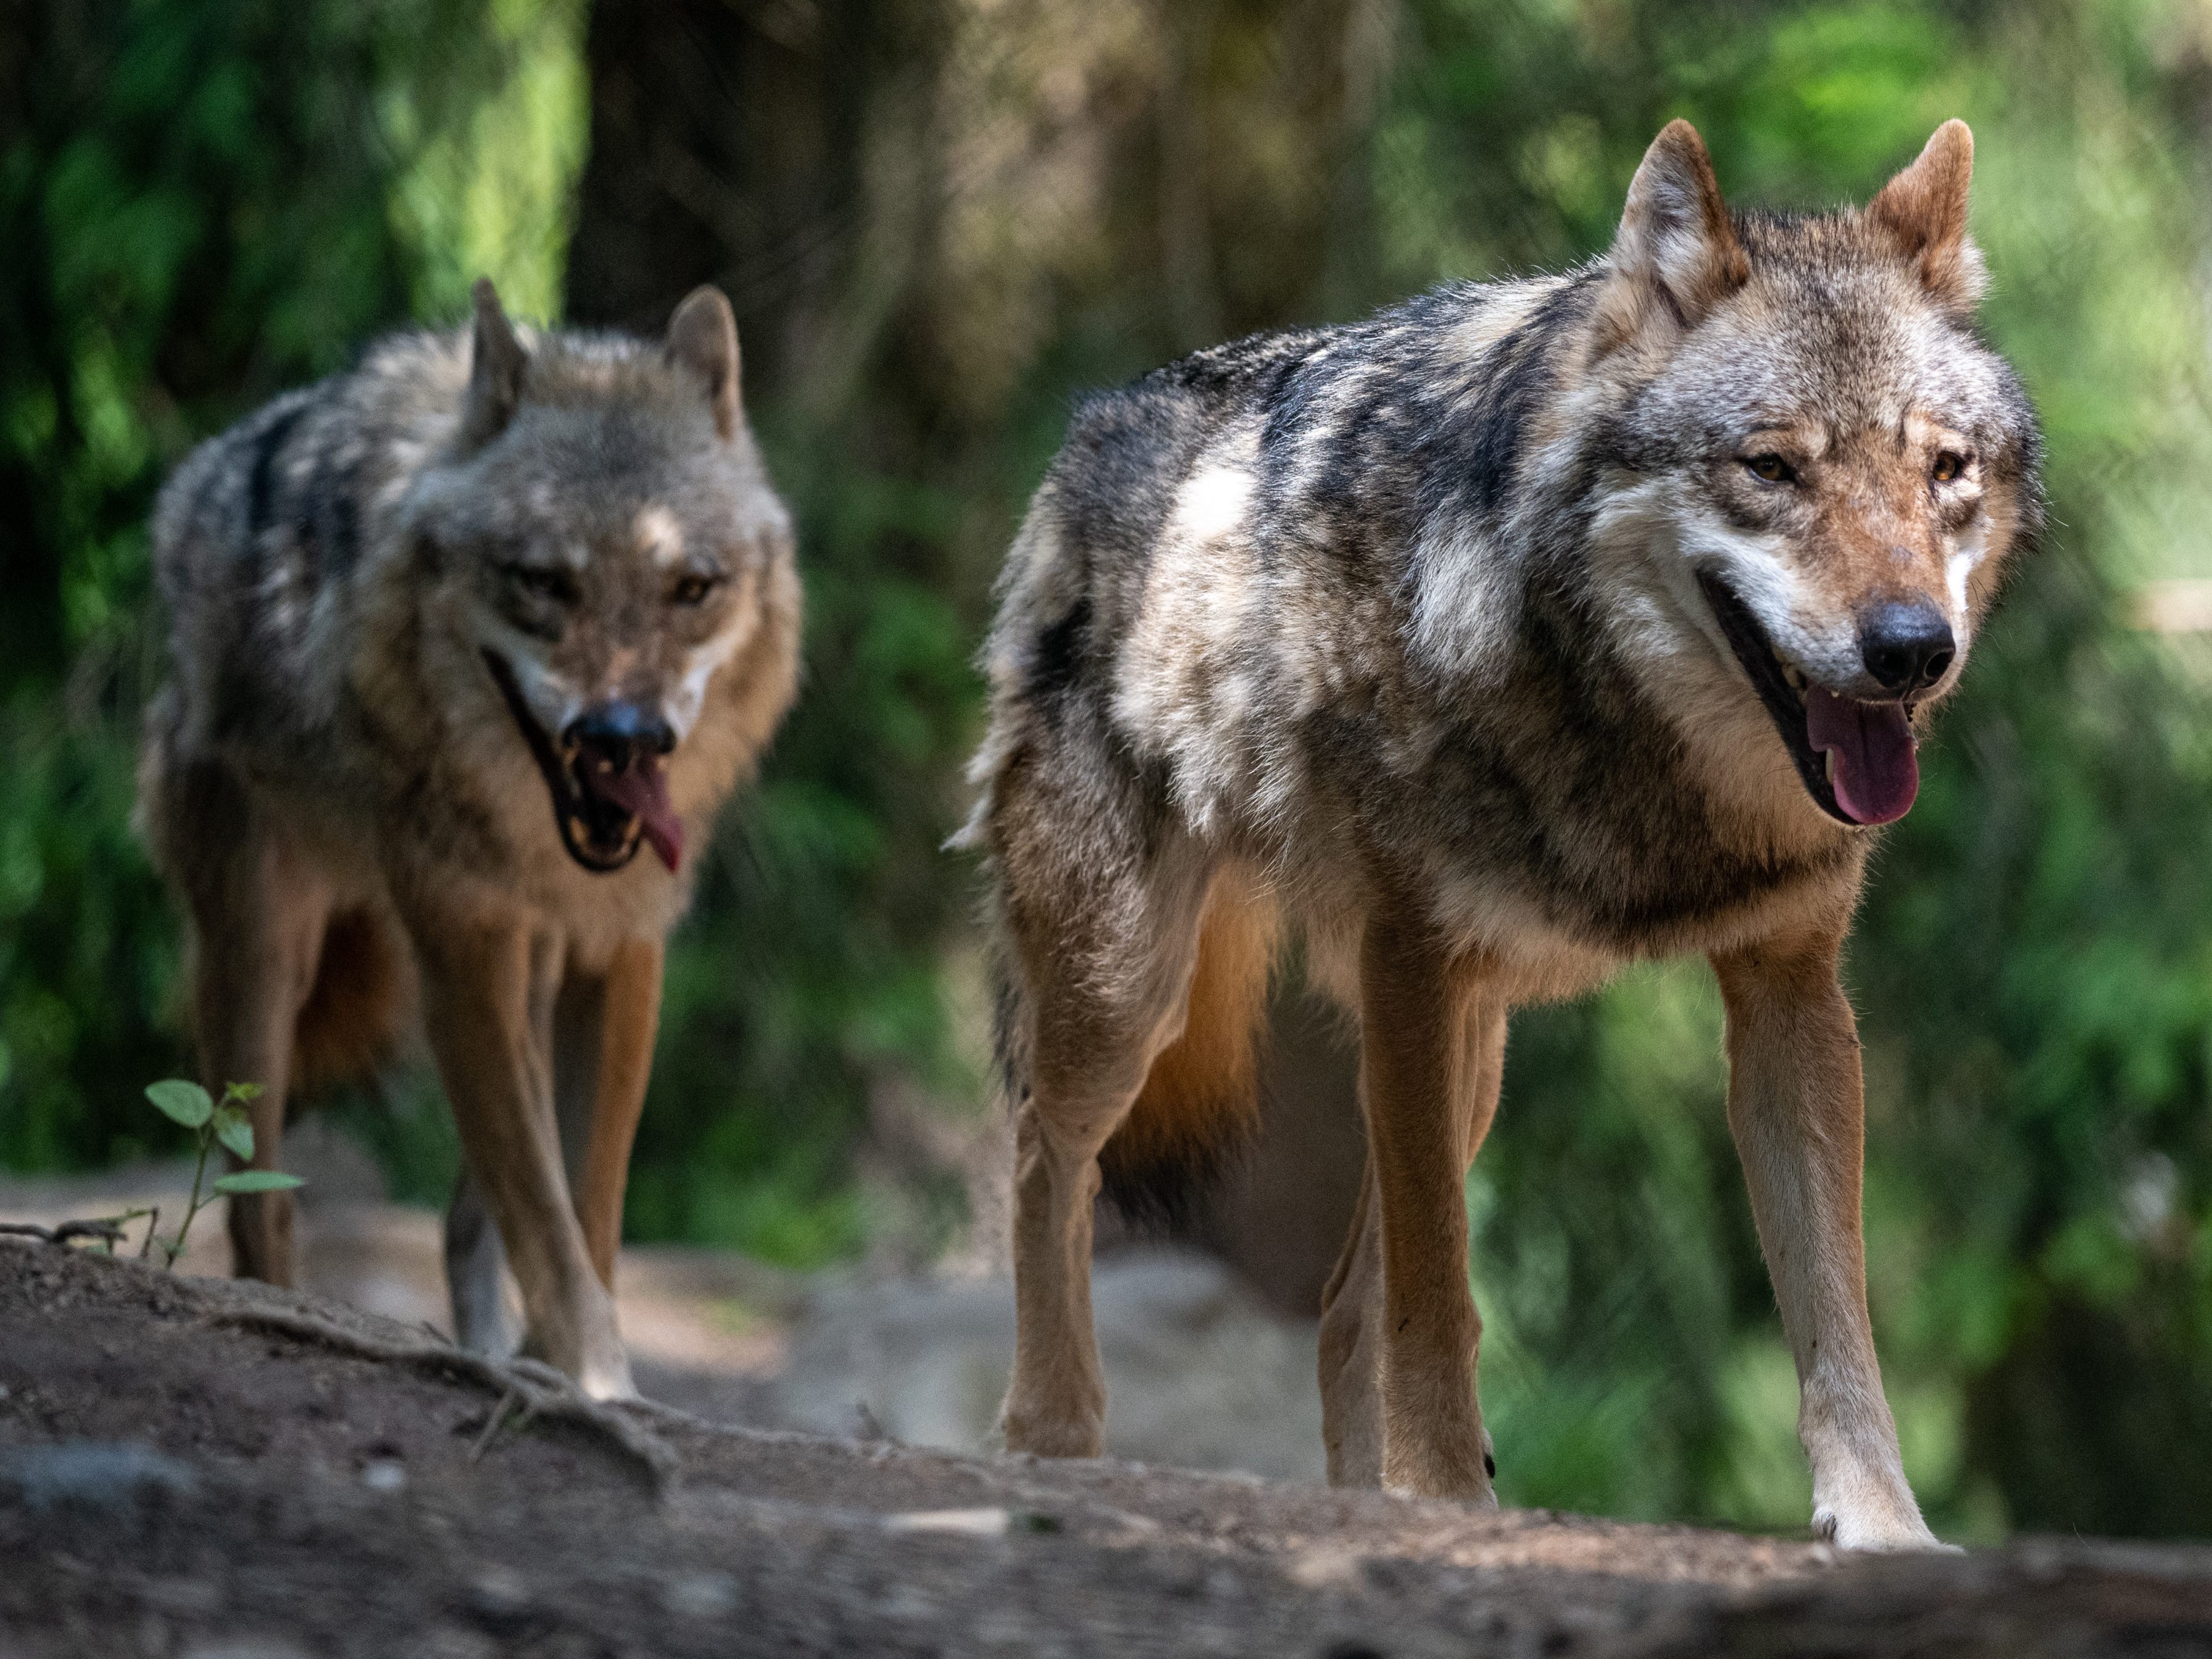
left=143, top=1080, right=304, bottom=1268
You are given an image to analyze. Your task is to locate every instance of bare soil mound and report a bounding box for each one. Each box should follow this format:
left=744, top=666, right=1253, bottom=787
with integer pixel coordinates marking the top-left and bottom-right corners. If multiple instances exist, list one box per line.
left=4, top=1240, right=2209, bottom=1658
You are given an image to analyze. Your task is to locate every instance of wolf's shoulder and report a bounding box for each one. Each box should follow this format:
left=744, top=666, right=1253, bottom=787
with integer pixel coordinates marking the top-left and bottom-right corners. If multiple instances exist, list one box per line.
left=1044, top=323, right=1329, bottom=475
left=1055, top=275, right=1587, bottom=452
left=152, top=335, right=470, bottom=636
left=152, top=388, right=315, bottom=555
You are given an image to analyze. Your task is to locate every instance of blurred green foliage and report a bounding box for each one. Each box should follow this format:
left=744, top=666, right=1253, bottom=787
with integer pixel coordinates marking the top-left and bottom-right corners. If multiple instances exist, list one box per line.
left=5, top=0, right=2212, bottom=1540
left=0, top=0, right=586, bottom=1175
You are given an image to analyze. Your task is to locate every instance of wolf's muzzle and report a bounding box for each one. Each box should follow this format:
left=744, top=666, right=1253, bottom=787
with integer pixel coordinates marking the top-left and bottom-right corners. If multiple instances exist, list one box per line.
left=563, top=704, right=675, bottom=771
left=1695, top=572, right=1922, bottom=828
left=482, top=652, right=685, bottom=875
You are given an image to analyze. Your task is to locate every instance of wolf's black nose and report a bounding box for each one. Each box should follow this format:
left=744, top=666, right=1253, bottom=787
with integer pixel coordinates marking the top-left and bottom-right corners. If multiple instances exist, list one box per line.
left=564, top=703, right=676, bottom=770
left=1860, top=603, right=1955, bottom=695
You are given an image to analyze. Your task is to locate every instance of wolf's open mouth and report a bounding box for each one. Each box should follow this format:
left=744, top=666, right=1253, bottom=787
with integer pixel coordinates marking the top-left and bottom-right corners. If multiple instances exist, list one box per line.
left=1694, top=573, right=1919, bottom=827
left=481, top=651, right=683, bottom=874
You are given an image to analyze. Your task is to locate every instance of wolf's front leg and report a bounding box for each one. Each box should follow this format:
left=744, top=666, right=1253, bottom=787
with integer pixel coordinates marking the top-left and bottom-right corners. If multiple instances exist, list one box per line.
left=1711, top=923, right=1940, bottom=1551
left=1356, top=916, right=1498, bottom=1504
left=442, top=938, right=664, bottom=1357
left=414, top=913, right=633, bottom=1400
left=554, top=939, right=665, bottom=1289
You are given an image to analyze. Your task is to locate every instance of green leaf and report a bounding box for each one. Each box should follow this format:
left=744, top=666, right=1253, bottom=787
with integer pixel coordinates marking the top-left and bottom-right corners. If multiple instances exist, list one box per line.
left=212, top=1171, right=304, bottom=1195
left=211, top=1103, right=254, bottom=1161
left=223, top=1081, right=265, bottom=1104
left=145, top=1079, right=212, bottom=1128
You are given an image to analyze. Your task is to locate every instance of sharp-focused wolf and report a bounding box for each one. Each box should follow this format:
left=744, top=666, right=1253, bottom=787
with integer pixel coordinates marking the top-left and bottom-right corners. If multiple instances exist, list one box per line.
left=140, top=281, right=800, bottom=1397
left=962, top=121, right=2039, bottom=1547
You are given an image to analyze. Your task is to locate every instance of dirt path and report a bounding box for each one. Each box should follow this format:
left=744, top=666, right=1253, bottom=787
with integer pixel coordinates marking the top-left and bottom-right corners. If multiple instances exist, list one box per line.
left=6, top=1241, right=2210, bottom=1658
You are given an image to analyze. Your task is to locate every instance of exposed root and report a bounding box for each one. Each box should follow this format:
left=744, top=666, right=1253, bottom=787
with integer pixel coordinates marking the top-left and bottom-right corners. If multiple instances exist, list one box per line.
left=469, top=1385, right=525, bottom=1462
left=207, top=1306, right=678, bottom=1498
left=0, top=1220, right=128, bottom=1249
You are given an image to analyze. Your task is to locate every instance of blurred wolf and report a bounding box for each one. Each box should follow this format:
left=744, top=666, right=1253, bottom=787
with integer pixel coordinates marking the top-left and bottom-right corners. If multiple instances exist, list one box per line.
left=962, top=121, right=2039, bottom=1546
left=139, top=281, right=800, bottom=1397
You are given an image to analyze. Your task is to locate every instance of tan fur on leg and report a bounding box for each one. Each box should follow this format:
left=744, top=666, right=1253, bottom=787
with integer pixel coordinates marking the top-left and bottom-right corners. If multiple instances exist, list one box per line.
left=414, top=914, right=631, bottom=1400
left=1002, top=1097, right=1115, bottom=1457
left=1711, top=919, right=1937, bottom=1550
left=561, top=939, right=664, bottom=1291
left=996, top=824, right=1218, bottom=1459
left=1356, top=913, right=1501, bottom=1502
left=1325, top=971, right=1505, bottom=1494
left=1318, top=1162, right=1383, bottom=1483
left=165, top=764, right=331, bottom=1288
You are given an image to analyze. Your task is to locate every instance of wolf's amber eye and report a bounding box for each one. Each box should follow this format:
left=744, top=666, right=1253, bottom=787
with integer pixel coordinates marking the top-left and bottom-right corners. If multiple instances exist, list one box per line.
left=670, top=573, right=720, bottom=607
left=1931, top=451, right=1967, bottom=483
left=1744, top=454, right=1795, bottom=484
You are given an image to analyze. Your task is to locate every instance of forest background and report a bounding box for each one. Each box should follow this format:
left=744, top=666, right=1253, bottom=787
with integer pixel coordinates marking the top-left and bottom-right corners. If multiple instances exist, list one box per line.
left=7, top=0, right=2212, bottom=1543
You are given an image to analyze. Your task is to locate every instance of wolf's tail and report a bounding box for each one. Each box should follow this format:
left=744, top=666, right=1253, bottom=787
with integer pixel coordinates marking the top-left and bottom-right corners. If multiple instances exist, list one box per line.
left=994, top=870, right=1281, bottom=1225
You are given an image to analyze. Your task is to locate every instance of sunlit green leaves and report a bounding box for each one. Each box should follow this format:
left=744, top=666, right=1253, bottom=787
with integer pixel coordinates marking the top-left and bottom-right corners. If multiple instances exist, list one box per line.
left=212, top=1170, right=304, bottom=1195
left=143, top=1078, right=210, bottom=1129
left=0, top=0, right=575, bottom=1178
left=210, top=1102, right=254, bottom=1162
left=387, top=0, right=589, bottom=322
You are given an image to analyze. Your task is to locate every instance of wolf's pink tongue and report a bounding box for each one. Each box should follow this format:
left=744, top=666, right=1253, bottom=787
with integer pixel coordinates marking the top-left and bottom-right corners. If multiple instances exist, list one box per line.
left=1803, top=686, right=1918, bottom=825
left=584, top=763, right=684, bottom=872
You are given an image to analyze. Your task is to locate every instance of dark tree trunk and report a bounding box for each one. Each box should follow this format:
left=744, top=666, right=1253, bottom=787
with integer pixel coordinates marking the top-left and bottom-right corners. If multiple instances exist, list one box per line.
left=565, top=0, right=1388, bottom=1309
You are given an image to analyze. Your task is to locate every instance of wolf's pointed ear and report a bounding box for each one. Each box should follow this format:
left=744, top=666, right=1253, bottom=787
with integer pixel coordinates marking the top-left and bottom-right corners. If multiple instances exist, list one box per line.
left=665, top=286, right=741, bottom=441
left=1605, top=120, right=1748, bottom=335
left=1866, top=120, right=1985, bottom=309
left=460, top=278, right=528, bottom=451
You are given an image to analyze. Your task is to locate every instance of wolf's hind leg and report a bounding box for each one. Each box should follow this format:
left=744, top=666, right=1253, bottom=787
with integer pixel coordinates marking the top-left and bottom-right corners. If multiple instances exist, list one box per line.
left=1323, top=992, right=1505, bottom=1489
left=1351, top=916, right=1502, bottom=1502
left=1711, top=925, right=1940, bottom=1550
left=444, top=1172, right=523, bottom=1358
left=163, top=760, right=330, bottom=1286
left=1318, top=1160, right=1384, bottom=1482
left=996, top=826, right=1215, bottom=1460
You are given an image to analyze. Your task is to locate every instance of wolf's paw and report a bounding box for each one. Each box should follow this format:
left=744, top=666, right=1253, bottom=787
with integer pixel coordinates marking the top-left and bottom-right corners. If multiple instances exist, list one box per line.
left=1382, top=1472, right=1500, bottom=1509
left=999, top=1406, right=1105, bottom=1460
left=1811, top=1504, right=1957, bottom=1553
left=1381, top=1429, right=1499, bottom=1508
left=576, top=1353, right=639, bottom=1403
